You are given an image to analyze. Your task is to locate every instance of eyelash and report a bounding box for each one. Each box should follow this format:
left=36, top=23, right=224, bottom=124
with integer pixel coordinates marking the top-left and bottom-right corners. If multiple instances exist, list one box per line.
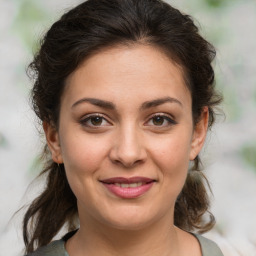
left=80, top=114, right=111, bottom=128
left=79, top=113, right=177, bottom=128
left=145, top=113, right=177, bottom=127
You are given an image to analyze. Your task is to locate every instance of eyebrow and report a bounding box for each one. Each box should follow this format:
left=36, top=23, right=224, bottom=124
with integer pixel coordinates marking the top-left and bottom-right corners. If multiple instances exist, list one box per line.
left=71, top=96, right=182, bottom=110
left=72, top=98, right=116, bottom=109
left=140, top=97, right=183, bottom=110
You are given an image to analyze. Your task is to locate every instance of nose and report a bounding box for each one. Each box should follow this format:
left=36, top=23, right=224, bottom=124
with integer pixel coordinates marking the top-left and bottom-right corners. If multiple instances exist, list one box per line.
left=109, top=125, right=147, bottom=168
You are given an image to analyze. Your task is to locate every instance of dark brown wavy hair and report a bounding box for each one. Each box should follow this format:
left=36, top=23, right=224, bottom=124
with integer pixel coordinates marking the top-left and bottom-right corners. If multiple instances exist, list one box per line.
left=23, top=0, right=222, bottom=253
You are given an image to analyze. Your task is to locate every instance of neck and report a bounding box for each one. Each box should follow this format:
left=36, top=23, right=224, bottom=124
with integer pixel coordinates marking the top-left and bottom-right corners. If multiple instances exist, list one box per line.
left=66, top=212, right=181, bottom=256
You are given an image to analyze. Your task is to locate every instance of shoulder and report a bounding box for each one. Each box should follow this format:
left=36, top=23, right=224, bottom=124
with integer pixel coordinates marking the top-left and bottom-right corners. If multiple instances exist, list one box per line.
left=25, top=240, right=67, bottom=256
left=25, top=230, right=77, bottom=256
left=193, top=234, right=224, bottom=256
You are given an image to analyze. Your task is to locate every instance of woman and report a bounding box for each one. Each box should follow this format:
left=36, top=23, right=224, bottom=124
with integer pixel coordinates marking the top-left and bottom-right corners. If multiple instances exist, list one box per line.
left=23, top=0, right=224, bottom=255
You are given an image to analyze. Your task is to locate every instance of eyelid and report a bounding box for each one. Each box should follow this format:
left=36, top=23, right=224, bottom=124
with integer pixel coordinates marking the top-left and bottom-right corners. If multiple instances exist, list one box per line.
left=144, top=113, right=177, bottom=126
left=79, top=113, right=112, bottom=127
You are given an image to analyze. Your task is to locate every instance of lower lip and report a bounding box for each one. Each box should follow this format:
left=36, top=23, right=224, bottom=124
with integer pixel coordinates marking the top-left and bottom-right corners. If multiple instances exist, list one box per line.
left=102, top=182, right=154, bottom=199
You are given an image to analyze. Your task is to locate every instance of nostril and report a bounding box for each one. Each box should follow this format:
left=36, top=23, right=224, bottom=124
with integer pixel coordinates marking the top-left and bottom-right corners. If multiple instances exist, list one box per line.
left=112, top=158, right=143, bottom=168
left=108, top=137, right=147, bottom=167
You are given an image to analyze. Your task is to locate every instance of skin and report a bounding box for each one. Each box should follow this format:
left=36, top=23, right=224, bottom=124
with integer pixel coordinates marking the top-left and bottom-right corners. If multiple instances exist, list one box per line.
left=44, top=45, right=208, bottom=256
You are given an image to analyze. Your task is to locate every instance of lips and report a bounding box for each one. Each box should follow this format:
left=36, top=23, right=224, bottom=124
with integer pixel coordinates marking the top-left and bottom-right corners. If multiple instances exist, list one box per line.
left=100, top=177, right=156, bottom=199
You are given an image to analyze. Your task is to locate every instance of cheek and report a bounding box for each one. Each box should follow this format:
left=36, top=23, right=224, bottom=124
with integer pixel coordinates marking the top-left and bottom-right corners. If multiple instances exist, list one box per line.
left=157, top=143, right=190, bottom=204
left=151, top=135, right=191, bottom=169
left=59, top=131, right=111, bottom=175
left=148, top=132, right=191, bottom=186
left=59, top=132, right=112, bottom=205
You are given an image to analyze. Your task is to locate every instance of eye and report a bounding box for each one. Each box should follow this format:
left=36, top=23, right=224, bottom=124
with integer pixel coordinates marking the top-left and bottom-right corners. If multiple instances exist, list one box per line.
left=145, top=114, right=177, bottom=127
left=80, top=114, right=111, bottom=128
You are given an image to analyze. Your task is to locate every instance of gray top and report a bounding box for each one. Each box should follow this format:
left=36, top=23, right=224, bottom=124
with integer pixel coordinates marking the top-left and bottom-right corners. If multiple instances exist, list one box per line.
left=26, top=232, right=224, bottom=256
left=193, top=234, right=224, bottom=256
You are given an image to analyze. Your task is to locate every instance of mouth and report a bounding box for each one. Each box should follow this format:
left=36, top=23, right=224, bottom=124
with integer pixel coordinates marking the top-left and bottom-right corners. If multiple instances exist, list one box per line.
left=100, top=177, right=156, bottom=199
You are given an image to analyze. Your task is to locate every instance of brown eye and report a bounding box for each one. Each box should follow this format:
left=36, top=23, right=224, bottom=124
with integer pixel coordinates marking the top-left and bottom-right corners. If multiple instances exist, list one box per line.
left=145, top=114, right=177, bottom=127
left=90, top=116, right=103, bottom=126
left=80, top=114, right=111, bottom=128
left=152, top=116, right=165, bottom=126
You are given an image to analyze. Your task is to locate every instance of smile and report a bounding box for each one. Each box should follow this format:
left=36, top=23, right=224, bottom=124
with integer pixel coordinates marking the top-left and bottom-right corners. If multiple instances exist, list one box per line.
left=100, top=177, right=156, bottom=199
left=113, top=182, right=144, bottom=188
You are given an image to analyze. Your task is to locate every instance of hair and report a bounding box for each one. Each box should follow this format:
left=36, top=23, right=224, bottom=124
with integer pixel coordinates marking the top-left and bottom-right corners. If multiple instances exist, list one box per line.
left=23, top=0, right=222, bottom=253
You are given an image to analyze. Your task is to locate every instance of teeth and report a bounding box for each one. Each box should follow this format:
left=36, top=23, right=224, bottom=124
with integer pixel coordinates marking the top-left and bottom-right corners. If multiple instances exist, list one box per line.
left=130, top=182, right=142, bottom=187
left=114, top=182, right=143, bottom=188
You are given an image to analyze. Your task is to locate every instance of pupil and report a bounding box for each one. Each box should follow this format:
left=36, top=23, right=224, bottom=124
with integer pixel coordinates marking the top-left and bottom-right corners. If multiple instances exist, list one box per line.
left=153, top=116, right=164, bottom=125
left=91, top=116, right=102, bottom=125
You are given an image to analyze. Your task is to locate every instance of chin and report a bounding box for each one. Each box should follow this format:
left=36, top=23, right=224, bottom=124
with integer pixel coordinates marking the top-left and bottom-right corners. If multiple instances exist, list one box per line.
left=98, top=206, right=162, bottom=231
left=105, top=218, right=154, bottom=231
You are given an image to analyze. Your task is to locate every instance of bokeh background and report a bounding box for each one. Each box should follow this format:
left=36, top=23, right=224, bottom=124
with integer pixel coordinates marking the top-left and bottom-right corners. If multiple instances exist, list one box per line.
left=0, top=0, right=256, bottom=255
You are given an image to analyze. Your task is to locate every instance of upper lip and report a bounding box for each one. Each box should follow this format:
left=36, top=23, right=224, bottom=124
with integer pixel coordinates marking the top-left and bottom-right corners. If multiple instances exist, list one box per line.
left=100, top=176, right=156, bottom=184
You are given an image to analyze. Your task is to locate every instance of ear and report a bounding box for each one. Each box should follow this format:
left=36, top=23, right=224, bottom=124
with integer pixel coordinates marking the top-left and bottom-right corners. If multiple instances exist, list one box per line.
left=189, top=107, right=209, bottom=161
left=43, top=121, right=63, bottom=164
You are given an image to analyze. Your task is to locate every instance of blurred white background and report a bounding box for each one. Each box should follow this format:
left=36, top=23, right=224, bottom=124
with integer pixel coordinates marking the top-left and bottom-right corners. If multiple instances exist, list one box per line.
left=0, top=0, right=256, bottom=255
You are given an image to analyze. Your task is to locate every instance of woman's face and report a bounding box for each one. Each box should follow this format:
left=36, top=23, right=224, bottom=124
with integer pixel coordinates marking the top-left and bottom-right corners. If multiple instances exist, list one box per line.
left=45, top=45, right=208, bottom=230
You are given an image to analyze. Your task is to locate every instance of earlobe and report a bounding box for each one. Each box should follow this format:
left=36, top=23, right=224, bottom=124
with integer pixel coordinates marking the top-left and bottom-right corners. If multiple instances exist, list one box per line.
left=43, top=121, right=63, bottom=164
left=189, top=107, right=209, bottom=161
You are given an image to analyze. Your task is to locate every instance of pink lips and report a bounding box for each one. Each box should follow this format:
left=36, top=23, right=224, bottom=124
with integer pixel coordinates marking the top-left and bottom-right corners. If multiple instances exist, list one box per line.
left=100, top=177, right=155, bottom=199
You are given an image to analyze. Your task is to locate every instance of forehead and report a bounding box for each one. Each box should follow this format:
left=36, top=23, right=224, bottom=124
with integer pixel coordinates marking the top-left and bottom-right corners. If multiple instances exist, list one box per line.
left=63, top=44, right=191, bottom=109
